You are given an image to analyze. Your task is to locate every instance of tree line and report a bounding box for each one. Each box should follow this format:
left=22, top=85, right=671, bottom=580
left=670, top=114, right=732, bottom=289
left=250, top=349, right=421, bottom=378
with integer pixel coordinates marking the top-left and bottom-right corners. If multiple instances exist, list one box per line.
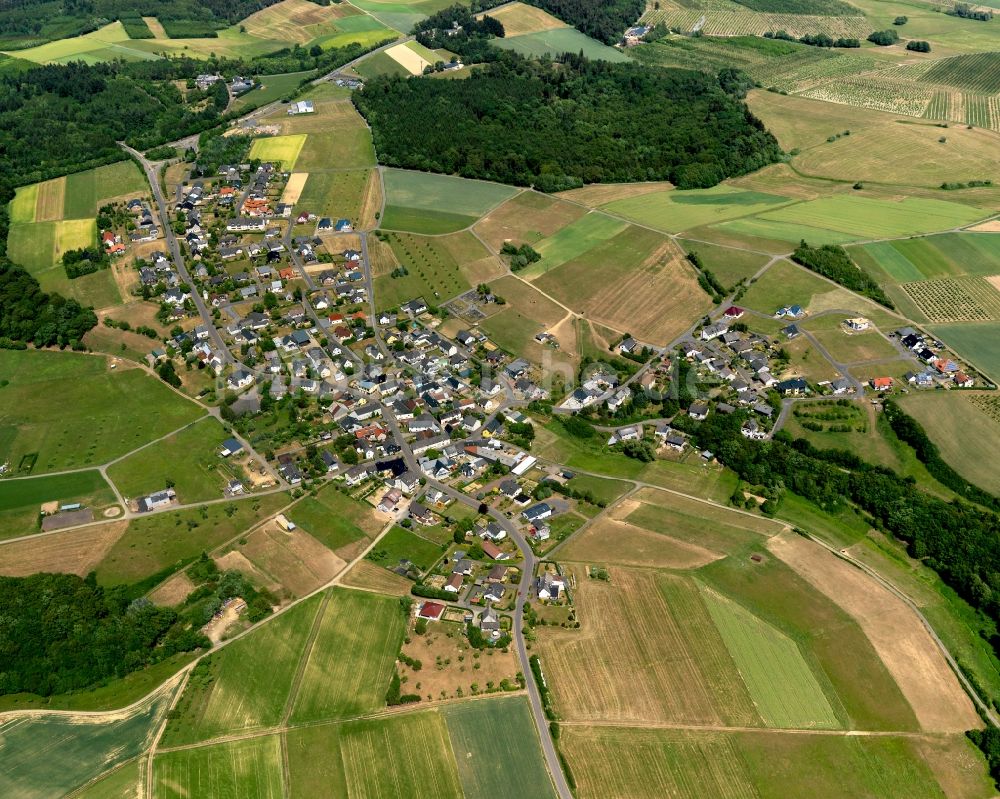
left=353, top=52, right=782, bottom=191
left=791, top=241, right=894, bottom=308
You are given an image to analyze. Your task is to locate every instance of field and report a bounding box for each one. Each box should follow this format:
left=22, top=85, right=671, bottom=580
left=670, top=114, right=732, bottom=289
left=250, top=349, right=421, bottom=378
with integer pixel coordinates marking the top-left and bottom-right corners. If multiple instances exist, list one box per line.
left=154, top=735, right=284, bottom=799
left=365, top=525, right=444, bottom=574
left=282, top=102, right=376, bottom=170
left=296, top=169, right=375, bottom=226
left=0, top=469, right=117, bottom=537
left=349, top=0, right=461, bottom=33
left=234, top=523, right=346, bottom=597
left=677, top=239, right=770, bottom=289
left=533, top=225, right=711, bottom=345
left=0, top=521, right=127, bottom=577
left=106, top=416, right=231, bottom=504
left=93, top=492, right=290, bottom=586
left=77, top=760, right=142, bottom=799
left=64, top=161, right=147, bottom=217
left=442, top=696, right=556, bottom=799
left=922, top=52, right=1000, bottom=94
left=373, top=230, right=489, bottom=310
left=353, top=49, right=411, bottom=79
left=0, top=682, right=176, bottom=799
left=340, top=558, right=413, bottom=595
left=855, top=233, right=1000, bottom=284
left=520, top=212, right=627, bottom=279
left=380, top=168, right=520, bottom=234
left=805, top=320, right=899, bottom=363
left=902, top=277, right=1000, bottom=323
left=289, top=588, right=405, bottom=723
left=928, top=321, right=1000, bottom=383
left=604, top=185, right=793, bottom=234
left=739, top=259, right=838, bottom=315
left=487, top=2, right=567, bottom=36
left=162, top=595, right=322, bottom=746
left=1, top=21, right=164, bottom=64
left=384, top=40, right=436, bottom=75
left=248, top=133, right=307, bottom=169
left=287, top=482, right=383, bottom=556
left=493, top=26, right=631, bottom=62
left=230, top=71, right=313, bottom=113
left=899, top=392, right=1000, bottom=495
left=472, top=190, right=587, bottom=250
left=0, top=351, right=203, bottom=474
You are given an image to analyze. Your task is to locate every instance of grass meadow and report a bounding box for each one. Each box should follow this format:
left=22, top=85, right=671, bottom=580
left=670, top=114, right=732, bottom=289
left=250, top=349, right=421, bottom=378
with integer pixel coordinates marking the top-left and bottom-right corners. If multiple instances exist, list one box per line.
left=521, top=212, right=626, bottom=279
left=677, top=238, right=771, bottom=288
left=854, top=232, right=1000, bottom=284
left=366, top=525, right=444, bottom=574
left=929, top=321, right=1000, bottom=382
left=493, top=26, right=630, bottom=62
left=604, top=185, right=792, bottom=234
left=296, top=169, right=373, bottom=224
left=0, top=469, right=117, bottom=539
left=380, top=168, right=519, bottom=234
left=154, top=735, right=284, bottom=799
left=230, top=71, right=312, bottom=113
left=739, top=259, right=836, bottom=315
left=288, top=482, right=383, bottom=552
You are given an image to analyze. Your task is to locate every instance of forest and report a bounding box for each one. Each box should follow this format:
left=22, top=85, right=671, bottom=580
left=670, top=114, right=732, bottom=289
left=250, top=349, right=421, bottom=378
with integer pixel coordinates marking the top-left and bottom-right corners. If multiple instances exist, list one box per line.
left=354, top=54, right=782, bottom=191
left=0, top=261, right=97, bottom=348
left=0, top=573, right=207, bottom=697
left=522, top=0, right=644, bottom=44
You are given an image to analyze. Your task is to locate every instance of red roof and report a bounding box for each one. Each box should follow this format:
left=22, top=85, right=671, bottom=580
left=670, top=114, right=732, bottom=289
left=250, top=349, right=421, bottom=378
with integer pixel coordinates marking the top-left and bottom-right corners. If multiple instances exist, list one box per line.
left=279, top=268, right=295, bottom=279
left=724, top=306, right=743, bottom=317
left=101, top=230, right=115, bottom=242
left=418, top=601, right=445, bottom=620
left=871, top=377, right=893, bottom=389
left=482, top=541, right=502, bottom=559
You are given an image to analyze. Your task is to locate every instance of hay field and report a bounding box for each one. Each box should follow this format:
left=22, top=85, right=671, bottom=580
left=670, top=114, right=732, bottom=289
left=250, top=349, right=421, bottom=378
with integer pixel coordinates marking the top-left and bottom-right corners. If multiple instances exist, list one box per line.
left=249, top=133, right=308, bottom=169
left=154, top=735, right=284, bottom=799
left=381, top=168, right=519, bottom=234
left=237, top=524, right=346, bottom=597
left=281, top=172, right=308, bottom=204
left=536, top=567, right=759, bottom=726
left=488, top=2, right=566, bottom=35
left=34, top=176, right=66, bottom=222
left=521, top=212, right=626, bottom=278
left=340, top=558, right=413, bottom=596
left=929, top=321, right=1000, bottom=383
left=472, top=190, right=586, bottom=250
left=0, top=521, right=126, bottom=575
left=289, top=588, right=405, bottom=723
left=241, top=0, right=356, bottom=44
left=768, top=531, right=980, bottom=732
left=677, top=239, right=770, bottom=289
left=161, top=595, right=322, bottom=746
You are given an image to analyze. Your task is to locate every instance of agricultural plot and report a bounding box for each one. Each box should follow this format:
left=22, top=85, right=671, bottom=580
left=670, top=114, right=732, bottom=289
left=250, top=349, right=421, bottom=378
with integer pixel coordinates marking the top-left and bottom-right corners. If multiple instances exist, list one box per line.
left=0, top=351, right=202, bottom=474
left=283, top=101, right=377, bottom=170
left=384, top=40, right=436, bottom=75
left=472, top=190, right=586, bottom=250
left=901, top=277, right=1000, bottom=322
left=733, top=259, right=834, bottom=316
left=288, top=482, right=383, bottom=554
left=349, top=0, right=459, bottom=33
left=289, top=587, right=405, bottom=723
left=871, top=233, right=1000, bottom=282
left=0, top=682, right=176, bottom=799
left=534, top=225, right=712, bottom=345
left=365, top=525, right=444, bottom=574
left=677, top=239, right=770, bottom=289
left=154, top=735, right=284, bottom=799
left=442, top=696, right=556, bottom=799
left=0, top=521, right=127, bottom=578
left=310, top=13, right=397, bottom=50
left=235, top=524, right=347, bottom=597
left=1, top=21, right=163, bottom=64
left=340, top=558, right=413, bottom=596
left=353, top=49, right=411, bottom=79
left=296, top=169, right=375, bottom=227
left=929, top=322, right=1000, bottom=383
left=64, top=161, right=147, bottom=218
left=603, top=185, right=793, bottom=235
left=248, top=133, right=307, bottom=169
left=230, top=71, right=312, bottom=113
left=801, top=75, right=933, bottom=118
left=520, top=212, right=626, bottom=279
left=487, top=2, right=567, bottom=36
left=493, top=26, right=630, bottom=62
left=241, top=0, right=369, bottom=45
left=642, top=7, right=870, bottom=39
left=380, top=168, right=519, bottom=234
left=921, top=52, right=1000, bottom=94
left=373, top=230, right=488, bottom=310
left=76, top=760, right=142, bottom=799
left=161, top=595, right=322, bottom=746
left=0, top=469, right=117, bottom=539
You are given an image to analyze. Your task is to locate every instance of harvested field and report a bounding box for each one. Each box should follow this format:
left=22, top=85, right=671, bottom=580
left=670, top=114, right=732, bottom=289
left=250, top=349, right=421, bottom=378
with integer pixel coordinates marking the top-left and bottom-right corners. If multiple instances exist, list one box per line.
left=384, top=41, right=431, bottom=75
left=486, top=2, right=566, bottom=36
left=767, top=531, right=980, bottom=732
left=148, top=570, right=196, bottom=606
left=281, top=172, right=308, bottom=204
left=0, top=521, right=126, bottom=577
left=237, top=524, right=346, bottom=597
left=242, top=0, right=354, bottom=44
left=340, top=558, right=413, bottom=596
left=536, top=567, right=759, bottom=726
left=34, top=176, right=66, bottom=222
left=557, top=181, right=673, bottom=207
left=473, top=190, right=586, bottom=250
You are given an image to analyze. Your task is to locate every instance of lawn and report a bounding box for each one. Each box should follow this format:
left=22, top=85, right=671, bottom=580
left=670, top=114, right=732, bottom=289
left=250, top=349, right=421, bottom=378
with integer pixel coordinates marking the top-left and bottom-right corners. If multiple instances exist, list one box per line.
left=929, top=321, right=1000, bottom=382
left=296, top=168, right=373, bottom=225
left=603, top=185, right=793, bottom=235
left=106, top=416, right=230, bottom=504
left=0, top=351, right=203, bottom=474
left=161, top=595, right=323, bottom=746
left=373, top=230, right=486, bottom=310
left=289, top=587, right=406, bottom=723
left=249, top=133, right=308, bottom=169
left=366, top=525, right=444, bottom=573
left=700, top=587, right=839, bottom=729
left=153, top=735, right=284, bottom=799
left=288, top=483, right=383, bottom=551
left=0, top=470, right=117, bottom=539
left=442, top=696, right=556, bottom=799
left=380, top=168, right=519, bottom=234
left=94, top=492, right=291, bottom=586
left=0, top=685, right=175, bottom=799
left=494, top=26, right=631, bottom=62
left=677, top=238, right=771, bottom=289
left=739, top=259, right=837, bottom=315
left=520, top=212, right=627, bottom=279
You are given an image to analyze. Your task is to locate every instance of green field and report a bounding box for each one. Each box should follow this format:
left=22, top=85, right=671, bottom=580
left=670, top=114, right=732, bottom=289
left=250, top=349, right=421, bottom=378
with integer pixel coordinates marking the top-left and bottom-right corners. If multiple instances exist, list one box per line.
left=2, top=21, right=164, bottom=64
left=522, top=212, right=627, bottom=278
left=366, top=525, right=444, bottom=573
left=701, top=588, right=839, bottom=729
left=348, top=0, right=460, bottom=33
left=736, top=259, right=836, bottom=315
left=374, top=230, right=486, bottom=310
left=604, top=186, right=792, bottom=234
left=94, top=492, right=291, bottom=586
left=0, top=685, right=175, bottom=799
left=288, top=482, right=383, bottom=552
left=380, top=168, right=519, bottom=234
left=64, top=161, right=147, bottom=217
left=677, top=238, right=771, bottom=289
left=564, top=474, right=631, bottom=507
left=230, top=71, right=313, bottom=113
left=8, top=181, right=38, bottom=223
left=154, top=735, right=284, bottom=799
left=493, top=26, right=630, bottom=62
left=249, top=133, right=308, bottom=169
left=715, top=215, right=857, bottom=246
left=0, top=351, right=203, bottom=474
left=353, top=49, right=411, bottom=79
left=296, top=168, right=372, bottom=223
left=929, top=321, right=1000, bottom=382
left=76, top=760, right=142, bottom=799
left=289, top=588, right=405, bottom=723
left=0, top=469, right=117, bottom=538
left=854, top=233, right=1000, bottom=285
left=162, top=595, right=323, bottom=746
left=107, top=416, right=231, bottom=504
left=291, top=105, right=376, bottom=170
left=442, top=696, right=556, bottom=799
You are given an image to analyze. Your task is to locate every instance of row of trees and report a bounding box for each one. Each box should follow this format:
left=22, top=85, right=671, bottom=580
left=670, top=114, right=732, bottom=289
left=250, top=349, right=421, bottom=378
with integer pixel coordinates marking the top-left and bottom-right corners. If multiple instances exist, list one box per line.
left=791, top=241, right=894, bottom=308
left=353, top=53, right=782, bottom=191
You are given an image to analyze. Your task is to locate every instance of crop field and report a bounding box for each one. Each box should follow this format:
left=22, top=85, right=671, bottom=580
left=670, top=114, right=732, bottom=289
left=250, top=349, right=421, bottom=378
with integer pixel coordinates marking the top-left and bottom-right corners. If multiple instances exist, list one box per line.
left=929, top=321, right=1000, bottom=383
left=241, top=0, right=363, bottom=45
left=603, top=185, right=793, bottom=234
left=899, top=392, right=1000, bottom=496
left=93, top=491, right=290, bottom=586
left=237, top=524, right=346, bottom=597
left=0, top=521, right=128, bottom=578
left=901, top=277, right=1000, bottom=322
left=442, top=696, right=556, bottom=799
left=384, top=41, right=434, bottom=75
left=248, top=133, right=307, bottom=169
left=493, top=26, right=630, bottom=62
left=534, top=225, right=711, bottom=345
left=8, top=181, right=38, bottom=223
left=520, top=212, right=627, bottom=278
left=162, top=595, right=322, bottom=746
left=700, top=588, right=838, bottom=729
left=365, top=525, right=443, bottom=574
left=738, top=259, right=835, bottom=315
left=380, top=168, right=519, bottom=234
left=921, top=52, right=1000, bottom=94
left=154, top=735, right=284, bottom=799
left=0, top=683, right=176, bottom=799
left=536, top=567, right=760, bottom=725
left=801, top=75, right=933, bottom=118
left=296, top=168, right=374, bottom=227
left=677, top=239, right=770, bottom=288
left=487, top=2, right=566, bottom=36
left=77, top=760, right=142, bottom=799
left=288, top=482, right=383, bottom=554
left=559, top=726, right=964, bottom=799
left=353, top=49, right=411, bottom=79
left=64, top=161, right=147, bottom=217
left=472, top=190, right=586, bottom=250
left=287, top=104, right=376, bottom=170
left=373, top=230, right=488, bottom=310
left=311, top=15, right=397, bottom=50
left=863, top=233, right=1000, bottom=283
left=289, top=587, right=405, bottom=723
left=349, top=0, right=460, bottom=33
left=643, top=7, right=870, bottom=39
left=341, top=558, right=413, bottom=595
left=0, top=469, right=117, bottom=537
left=2, top=21, right=164, bottom=64
left=0, top=351, right=202, bottom=474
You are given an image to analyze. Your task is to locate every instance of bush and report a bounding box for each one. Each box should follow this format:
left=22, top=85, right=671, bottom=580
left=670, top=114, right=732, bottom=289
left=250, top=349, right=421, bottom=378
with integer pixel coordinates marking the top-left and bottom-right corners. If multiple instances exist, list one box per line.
left=906, top=40, right=931, bottom=52
left=867, top=29, right=899, bottom=46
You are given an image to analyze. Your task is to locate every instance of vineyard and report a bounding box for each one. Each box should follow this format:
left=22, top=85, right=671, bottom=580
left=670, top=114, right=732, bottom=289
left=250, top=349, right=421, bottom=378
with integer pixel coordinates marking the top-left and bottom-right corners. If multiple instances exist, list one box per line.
left=641, top=7, right=870, bottom=37
left=921, top=52, right=1000, bottom=94
left=802, top=76, right=932, bottom=117
left=901, top=277, right=1000, bottom=323
left=969, top=393, right=1000, bottom=424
